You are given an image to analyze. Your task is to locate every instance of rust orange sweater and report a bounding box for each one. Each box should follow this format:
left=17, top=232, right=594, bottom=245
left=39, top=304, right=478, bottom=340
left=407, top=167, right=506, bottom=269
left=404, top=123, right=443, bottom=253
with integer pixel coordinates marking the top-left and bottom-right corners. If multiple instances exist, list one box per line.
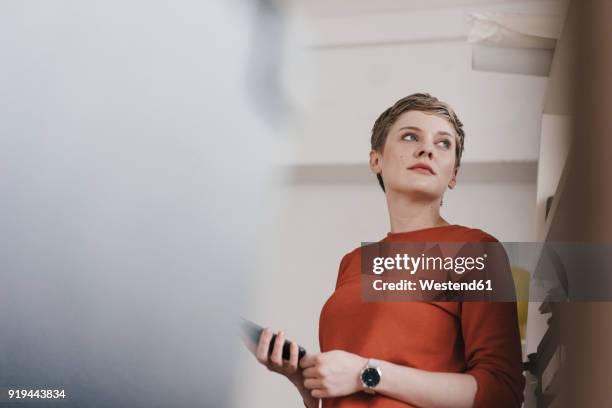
left=316, top=225, right=525, bottom=408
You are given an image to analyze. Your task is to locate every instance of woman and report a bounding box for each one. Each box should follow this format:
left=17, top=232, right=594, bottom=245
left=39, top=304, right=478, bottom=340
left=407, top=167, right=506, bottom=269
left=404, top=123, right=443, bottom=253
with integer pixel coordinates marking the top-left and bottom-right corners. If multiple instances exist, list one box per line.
left=252, top=93, right=525, bottom=407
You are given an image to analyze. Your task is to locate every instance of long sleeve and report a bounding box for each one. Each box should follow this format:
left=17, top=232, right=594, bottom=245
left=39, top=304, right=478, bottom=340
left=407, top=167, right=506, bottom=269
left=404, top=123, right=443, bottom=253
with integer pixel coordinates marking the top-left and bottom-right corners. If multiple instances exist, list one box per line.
left=461, top=301, right=525, bottom=407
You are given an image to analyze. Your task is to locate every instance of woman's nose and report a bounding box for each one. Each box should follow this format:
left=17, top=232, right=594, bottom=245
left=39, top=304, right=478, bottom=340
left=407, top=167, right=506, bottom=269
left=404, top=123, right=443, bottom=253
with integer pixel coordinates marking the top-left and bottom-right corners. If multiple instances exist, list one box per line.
left=415, top=140, right=434, bottom=158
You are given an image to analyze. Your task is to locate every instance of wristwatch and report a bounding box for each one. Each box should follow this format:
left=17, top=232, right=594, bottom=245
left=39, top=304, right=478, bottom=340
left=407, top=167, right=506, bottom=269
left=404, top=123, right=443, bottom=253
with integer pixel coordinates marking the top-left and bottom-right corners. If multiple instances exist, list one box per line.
left=360, top=358, right=382, bottom=394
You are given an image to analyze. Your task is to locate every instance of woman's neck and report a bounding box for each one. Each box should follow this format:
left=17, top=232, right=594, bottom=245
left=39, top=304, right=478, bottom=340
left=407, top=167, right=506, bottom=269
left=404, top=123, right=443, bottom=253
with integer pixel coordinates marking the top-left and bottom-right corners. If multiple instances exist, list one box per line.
left=385, top=189, right=449, bottom=233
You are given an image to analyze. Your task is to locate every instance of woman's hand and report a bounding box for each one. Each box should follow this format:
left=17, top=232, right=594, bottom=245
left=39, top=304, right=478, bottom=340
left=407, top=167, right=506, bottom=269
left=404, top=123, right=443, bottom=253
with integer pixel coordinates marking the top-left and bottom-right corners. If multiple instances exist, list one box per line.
left=246, top=327, right=303, bottom=384
left=299, top=350, right=368, bottom=398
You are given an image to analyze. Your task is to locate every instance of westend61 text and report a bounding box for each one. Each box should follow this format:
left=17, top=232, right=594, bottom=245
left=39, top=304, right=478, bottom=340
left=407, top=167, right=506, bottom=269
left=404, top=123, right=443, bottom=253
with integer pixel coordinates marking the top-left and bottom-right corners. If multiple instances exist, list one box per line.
left=373, top=279, right=493, bottom=291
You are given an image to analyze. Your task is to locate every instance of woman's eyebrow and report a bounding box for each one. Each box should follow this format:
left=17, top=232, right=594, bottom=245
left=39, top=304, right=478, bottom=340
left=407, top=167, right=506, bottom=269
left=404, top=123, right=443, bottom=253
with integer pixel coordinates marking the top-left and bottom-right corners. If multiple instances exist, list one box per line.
left=398, top=126, right=453, bottom=138
left=398, top=126, right=421, bottom=133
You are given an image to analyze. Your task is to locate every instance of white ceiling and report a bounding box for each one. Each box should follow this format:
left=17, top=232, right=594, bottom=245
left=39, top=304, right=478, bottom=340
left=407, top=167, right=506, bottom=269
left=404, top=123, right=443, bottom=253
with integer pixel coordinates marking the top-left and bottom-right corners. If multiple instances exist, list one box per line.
left=273, top=0, right=569, bottom=166
left=279, top=0, right=563, bottom=18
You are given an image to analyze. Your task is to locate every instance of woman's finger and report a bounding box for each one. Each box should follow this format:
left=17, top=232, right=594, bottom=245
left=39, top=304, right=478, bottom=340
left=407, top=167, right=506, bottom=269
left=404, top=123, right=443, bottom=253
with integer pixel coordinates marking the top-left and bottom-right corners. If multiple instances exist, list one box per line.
left=299, top=352, right=317, bottom=369
left=303, top=378, right=324, bottom=390
left=311, top=388, right=328, bottom=399
left=255, top=327, right=273, bottom=364
left=302, top=366, right=319, bottom=378
left=270, top=330, right=285, bottom=367
left=283, top=341, right=299, bottom=372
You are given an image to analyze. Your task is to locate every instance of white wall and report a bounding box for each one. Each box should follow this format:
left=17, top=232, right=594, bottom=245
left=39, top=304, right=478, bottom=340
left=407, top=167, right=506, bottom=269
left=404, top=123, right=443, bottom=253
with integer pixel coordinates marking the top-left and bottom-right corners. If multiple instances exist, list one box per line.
left=234, top=1, right=560, bottom=406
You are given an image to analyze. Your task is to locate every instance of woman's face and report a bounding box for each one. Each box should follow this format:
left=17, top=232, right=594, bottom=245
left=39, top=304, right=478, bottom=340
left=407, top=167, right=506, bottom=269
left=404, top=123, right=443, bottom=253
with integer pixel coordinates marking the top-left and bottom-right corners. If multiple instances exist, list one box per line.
left=370, top=110, right=458, bottom=200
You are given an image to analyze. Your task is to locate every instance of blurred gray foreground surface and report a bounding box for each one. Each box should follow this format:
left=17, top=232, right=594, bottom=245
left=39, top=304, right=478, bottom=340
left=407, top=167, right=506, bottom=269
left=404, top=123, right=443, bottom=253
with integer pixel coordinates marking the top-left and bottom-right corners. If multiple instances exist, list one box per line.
left=0, top=1, right=281, bottom=406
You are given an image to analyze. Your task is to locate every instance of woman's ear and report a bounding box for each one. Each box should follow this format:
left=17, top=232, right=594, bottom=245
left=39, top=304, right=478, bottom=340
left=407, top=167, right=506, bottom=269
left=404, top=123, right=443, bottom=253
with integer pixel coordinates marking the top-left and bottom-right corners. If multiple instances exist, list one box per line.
left=369, top=150, right=382, bottom=175
left=448, top=167, right=458, bottom=189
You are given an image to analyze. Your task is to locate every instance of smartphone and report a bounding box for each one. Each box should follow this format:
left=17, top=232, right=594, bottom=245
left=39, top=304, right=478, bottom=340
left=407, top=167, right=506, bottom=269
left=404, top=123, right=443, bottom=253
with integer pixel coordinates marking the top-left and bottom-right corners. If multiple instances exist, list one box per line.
left=240, top=317, right=307, bottom=361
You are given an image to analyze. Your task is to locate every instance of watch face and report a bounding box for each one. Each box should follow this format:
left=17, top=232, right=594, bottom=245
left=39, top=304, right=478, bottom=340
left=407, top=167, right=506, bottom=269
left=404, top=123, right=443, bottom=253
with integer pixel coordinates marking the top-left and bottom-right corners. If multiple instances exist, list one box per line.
left=361, top=367, right=381, bottom=387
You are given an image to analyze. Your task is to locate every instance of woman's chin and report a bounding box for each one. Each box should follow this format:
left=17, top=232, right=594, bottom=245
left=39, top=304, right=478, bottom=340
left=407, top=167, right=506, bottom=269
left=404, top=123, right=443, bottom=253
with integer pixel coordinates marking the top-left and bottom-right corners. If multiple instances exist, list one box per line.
left=389, top=185, right=442, bottom=201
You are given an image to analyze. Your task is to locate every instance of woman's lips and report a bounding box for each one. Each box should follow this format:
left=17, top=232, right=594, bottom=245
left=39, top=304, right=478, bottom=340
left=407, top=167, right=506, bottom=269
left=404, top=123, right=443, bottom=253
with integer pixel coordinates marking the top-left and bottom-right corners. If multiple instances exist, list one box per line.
left=408, top=166, right=434, bottom=175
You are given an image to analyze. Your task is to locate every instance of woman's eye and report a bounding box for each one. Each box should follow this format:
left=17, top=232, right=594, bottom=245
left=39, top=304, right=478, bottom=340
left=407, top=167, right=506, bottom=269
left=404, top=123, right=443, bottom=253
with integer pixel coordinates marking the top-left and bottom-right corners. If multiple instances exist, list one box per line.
left=402, top=133, right=417, bottom=141
left=437, top=140, right=451, bottom=149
